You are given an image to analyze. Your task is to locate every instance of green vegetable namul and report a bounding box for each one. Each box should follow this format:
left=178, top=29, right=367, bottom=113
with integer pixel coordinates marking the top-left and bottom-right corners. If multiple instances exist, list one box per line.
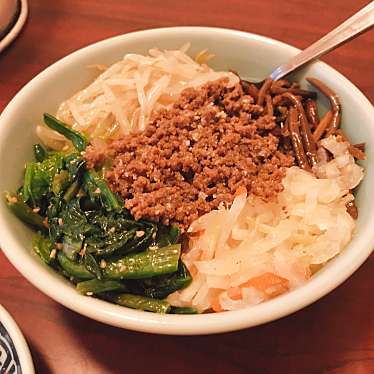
left=5, top=113, right=196, bottom=314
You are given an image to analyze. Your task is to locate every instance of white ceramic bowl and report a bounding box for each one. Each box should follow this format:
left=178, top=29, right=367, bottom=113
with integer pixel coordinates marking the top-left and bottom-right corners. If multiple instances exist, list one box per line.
left=0, top=0, right=28, bottom=53
left=0, top=305, right=34, bottom=373
left=0, top=27, right=373, bottom=335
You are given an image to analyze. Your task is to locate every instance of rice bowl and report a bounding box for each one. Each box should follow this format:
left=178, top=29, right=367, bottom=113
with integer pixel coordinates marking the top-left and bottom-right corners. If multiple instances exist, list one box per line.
left=0, top=27, right=373, bottom=334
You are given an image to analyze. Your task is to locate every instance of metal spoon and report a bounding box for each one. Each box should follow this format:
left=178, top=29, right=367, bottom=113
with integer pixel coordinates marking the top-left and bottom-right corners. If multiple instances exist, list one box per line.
left=253, top=1, right=374, bottom=85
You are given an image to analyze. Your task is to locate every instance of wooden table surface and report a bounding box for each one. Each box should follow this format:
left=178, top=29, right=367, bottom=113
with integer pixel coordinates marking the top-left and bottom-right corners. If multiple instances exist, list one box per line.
left=1, top=1, right=373, bottom=373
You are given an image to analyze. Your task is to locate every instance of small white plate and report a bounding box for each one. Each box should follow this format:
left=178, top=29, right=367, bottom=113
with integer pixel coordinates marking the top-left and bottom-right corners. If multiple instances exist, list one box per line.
left=0, top=305, right=34, bottom=374
left=0, top=0, right=28, bottom=53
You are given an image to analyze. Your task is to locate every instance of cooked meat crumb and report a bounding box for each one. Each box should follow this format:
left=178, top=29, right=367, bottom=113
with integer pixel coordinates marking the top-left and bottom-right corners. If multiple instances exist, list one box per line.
left=85, top=78, right=294, bottom=230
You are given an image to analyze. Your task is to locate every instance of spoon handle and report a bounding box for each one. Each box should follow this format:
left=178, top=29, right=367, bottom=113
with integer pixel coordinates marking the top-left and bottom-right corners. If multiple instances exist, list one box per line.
left=270, top=1, right=374, bottom=81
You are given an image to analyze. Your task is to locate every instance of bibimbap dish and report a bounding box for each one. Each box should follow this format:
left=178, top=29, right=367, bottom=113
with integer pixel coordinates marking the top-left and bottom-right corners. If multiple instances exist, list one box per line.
left=4, top=45, right=366, bottom=314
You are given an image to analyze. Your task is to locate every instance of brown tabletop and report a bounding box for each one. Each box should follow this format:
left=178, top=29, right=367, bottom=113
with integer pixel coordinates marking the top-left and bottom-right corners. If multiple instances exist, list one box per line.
left=1, top=1, right=373, bottom=373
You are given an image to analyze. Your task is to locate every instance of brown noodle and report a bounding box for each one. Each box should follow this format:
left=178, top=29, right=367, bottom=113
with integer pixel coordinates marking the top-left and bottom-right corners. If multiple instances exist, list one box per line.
left=243, top=77, right=363, bottom=219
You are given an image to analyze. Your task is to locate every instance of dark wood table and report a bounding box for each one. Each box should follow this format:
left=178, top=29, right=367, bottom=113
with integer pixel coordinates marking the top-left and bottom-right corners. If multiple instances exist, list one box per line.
left=1, top=1, right=373, bottom=373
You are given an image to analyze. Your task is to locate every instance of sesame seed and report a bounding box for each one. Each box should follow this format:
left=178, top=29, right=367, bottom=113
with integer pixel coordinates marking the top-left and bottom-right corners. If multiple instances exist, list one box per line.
left=218, top=201, right=226, bottom=210
left=216, top=111, right=227, bottom=119
left=79, top=244, right=87, bottom=257
left=136, top=230, right=145, bottom=238
left=76, top=190, right=84, bottom=198
left=43, top=217, right=49, bottom=228
left=198, top=191, right=207, bottom=200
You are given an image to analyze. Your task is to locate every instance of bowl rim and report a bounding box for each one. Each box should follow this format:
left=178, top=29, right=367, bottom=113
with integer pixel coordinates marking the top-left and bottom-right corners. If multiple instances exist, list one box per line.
left=1, top=26, right=373, bottom=335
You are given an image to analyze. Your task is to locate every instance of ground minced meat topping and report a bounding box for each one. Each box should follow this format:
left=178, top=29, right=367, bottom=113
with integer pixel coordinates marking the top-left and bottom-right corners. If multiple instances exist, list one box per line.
left=85, top=78, right=295, bottom=230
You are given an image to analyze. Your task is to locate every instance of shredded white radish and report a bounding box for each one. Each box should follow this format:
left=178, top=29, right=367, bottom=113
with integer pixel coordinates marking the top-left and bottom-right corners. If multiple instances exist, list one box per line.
left=168, top=136, right=363, bottom=312
left=37, top=45, right=239, bottom=149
